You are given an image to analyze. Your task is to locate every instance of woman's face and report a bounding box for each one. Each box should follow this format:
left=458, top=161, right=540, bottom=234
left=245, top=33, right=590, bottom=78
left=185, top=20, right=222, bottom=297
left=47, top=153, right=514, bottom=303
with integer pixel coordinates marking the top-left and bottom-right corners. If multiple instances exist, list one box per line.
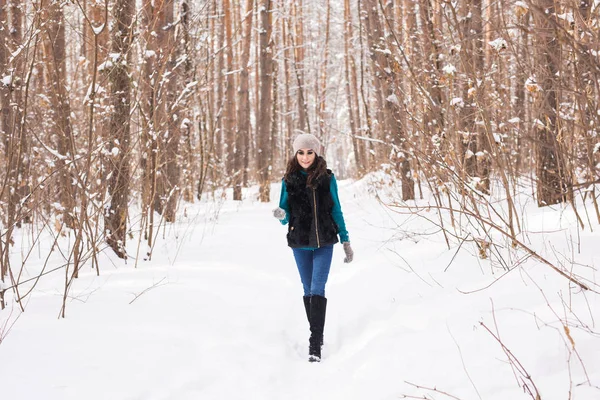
left=296, top=148, right=316, bottom=170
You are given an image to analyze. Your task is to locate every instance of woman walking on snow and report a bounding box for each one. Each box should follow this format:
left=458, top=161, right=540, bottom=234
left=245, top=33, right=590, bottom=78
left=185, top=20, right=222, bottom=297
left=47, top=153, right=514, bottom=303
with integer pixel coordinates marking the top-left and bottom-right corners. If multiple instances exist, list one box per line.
left=273, top=133, right=354, bottom=362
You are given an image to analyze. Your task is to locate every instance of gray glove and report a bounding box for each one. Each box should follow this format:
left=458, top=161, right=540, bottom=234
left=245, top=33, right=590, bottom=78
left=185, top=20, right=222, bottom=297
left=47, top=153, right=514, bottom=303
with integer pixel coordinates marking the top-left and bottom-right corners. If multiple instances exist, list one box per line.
left=273, top=207, right=286, bottom=220
left=343, top=242, right=354, bottom=263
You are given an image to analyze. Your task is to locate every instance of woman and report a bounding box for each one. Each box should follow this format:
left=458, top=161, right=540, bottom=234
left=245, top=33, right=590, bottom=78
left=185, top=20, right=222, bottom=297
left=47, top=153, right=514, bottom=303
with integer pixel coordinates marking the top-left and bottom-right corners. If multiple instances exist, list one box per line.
left=272, top=133, right=354, bottom=362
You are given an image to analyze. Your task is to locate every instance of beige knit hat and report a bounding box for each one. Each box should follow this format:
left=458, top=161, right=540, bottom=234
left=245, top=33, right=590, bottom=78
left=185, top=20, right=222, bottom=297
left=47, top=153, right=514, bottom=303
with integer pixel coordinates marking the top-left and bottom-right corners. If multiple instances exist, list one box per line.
left=292, top=134, right=321, bottom=155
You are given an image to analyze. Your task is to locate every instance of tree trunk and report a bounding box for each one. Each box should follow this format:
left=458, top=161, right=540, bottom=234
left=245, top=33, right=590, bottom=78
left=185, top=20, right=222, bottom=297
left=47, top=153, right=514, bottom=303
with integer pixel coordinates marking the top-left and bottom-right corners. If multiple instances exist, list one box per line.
left=344, top=0, right=363, bottom=175
left=160, top=0, right=180, bottom=222
left=42, top=0, right=76, bottom=228
left=224, top=0, right=238, bottom=197
left=5, top=0, right=29, bottom=228
left=258, top=0, right=274, bottom=202
left=362, top=0, right=414, bottom=200
left=214, top=1, right=225, bottom=180
left=419, top=0, right=444, bottom=144
left=281, top=3, right=293, bottom=162
left=180, top=0, right=195, bottom=203
left=292, top=1, right=309, bottom=134
left=458, top=0, right=487, bottom=190
left=234, top=0, right=254, bottom=200
left=0, top=0, right=9, bottom=281
left=83, top=0, right=109, bottom=198
left=105, top=0, right=134, bottom=259
left=532, top=0, right=570, bottom=206
left=83, top=0, right=109, bottom=76
left=514, top=11, right=530, bottom=175
left=140, top=0, right=179, bottom=224
left=317, top=0, right=331, bottom=138
left=357, top=0, right=375, bottom=169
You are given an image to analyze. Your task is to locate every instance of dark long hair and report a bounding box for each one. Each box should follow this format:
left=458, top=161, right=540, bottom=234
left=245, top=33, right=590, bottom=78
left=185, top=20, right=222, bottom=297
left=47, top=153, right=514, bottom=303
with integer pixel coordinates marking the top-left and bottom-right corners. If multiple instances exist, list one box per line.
left=284, top=154, right=328, bottom=188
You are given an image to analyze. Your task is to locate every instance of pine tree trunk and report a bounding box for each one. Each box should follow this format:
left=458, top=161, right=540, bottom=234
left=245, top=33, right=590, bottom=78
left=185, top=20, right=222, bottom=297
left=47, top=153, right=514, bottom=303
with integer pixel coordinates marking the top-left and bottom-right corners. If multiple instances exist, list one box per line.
left=357, top=0, right=375, bottom=169
left=234, top=0, right=254, bottom=200
left=258, top=0, right=274, bottom=202
left=281, top=3, right=293, bottom=161
left=317, top=0, right=331, bottom=138
left=200, top=2, right=216, bottom=197
left=224, top=0, right=238, bottom=196
left=292, top=1, right=309, bottom=134
left=215, top=1, right=225, bottom=178
left=344, top=0, right=363, bottom=175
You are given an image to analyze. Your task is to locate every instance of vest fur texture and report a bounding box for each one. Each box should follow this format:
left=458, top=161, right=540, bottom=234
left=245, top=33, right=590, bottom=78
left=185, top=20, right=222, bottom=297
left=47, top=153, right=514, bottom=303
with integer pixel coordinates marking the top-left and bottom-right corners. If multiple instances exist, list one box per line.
left=285, top=170, right=339, bottom=248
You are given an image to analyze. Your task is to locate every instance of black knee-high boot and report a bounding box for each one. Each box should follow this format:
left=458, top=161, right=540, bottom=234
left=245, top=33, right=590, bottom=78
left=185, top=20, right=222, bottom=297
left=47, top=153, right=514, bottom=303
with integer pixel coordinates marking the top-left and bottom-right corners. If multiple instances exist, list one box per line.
left=304, top=296, right=324, bottom=347
left=303, top=296, right=310, bottom=322
left=308, top=295, right=327, bottom=362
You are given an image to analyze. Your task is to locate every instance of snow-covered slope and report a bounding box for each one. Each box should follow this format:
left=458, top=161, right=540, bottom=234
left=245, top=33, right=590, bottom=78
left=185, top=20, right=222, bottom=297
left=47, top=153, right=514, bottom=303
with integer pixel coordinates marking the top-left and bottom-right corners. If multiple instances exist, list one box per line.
left=1, top=177, right=599, bottom=400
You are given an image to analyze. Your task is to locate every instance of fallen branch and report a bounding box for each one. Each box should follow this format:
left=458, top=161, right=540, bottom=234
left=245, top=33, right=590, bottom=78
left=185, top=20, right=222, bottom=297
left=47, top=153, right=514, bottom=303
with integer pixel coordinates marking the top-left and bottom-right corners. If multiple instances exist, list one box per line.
left=390, top=203, right=594, bottom=292
left=482, top=302, right=542, bottom=400
left=402, top=381, right=464, bottom=400
left=129, top=277, right=168, bottom=305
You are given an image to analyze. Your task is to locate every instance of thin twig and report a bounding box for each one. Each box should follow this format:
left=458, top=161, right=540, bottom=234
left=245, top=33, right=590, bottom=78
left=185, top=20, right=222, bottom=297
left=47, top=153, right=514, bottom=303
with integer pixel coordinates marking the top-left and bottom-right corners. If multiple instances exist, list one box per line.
left=447, top=326, right=483, bottom=400
left=129, top=277, right=168, bottom=305
left=403, top=381, right=464, bottom=400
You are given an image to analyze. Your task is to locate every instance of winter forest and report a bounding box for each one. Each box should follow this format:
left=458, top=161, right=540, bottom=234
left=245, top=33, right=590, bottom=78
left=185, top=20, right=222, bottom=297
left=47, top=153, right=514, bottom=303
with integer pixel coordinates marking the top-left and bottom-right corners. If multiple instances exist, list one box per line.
left=1, top=0, right=600, bottom=399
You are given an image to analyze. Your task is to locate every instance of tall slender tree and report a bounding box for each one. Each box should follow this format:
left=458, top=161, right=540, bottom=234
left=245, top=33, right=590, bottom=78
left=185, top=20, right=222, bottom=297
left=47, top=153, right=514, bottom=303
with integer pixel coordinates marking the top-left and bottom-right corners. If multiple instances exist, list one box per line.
left=291, top=1, right=309, bottom=134
left=457, top=0, right=486, bottom=189
left=105, top=0, right=134, bottom=258
left=258, top=0, right=273, bottom=202
left=316, top=0, right=331, bottom=138
left=160, top=0, right=180, bottom=222
left=224, top=0, right=237, bottom=193
left=532, top=0, right=570, bottom=206
left=5, top=0, right=28, bottom=228
left=281, top=1, right=293, bottom=161
left=343, top=0, right=364, bottom=174
left=180, top=0, right=195, bottom=203
left=234, top=0, right=254, bottom=200
left=42, top=0, right=76, bottom=227
left=0, top=0, right=9, bottom=281
left=362, top=0, right=414, bottom=200
left=140, top=0, right=159, bottom=248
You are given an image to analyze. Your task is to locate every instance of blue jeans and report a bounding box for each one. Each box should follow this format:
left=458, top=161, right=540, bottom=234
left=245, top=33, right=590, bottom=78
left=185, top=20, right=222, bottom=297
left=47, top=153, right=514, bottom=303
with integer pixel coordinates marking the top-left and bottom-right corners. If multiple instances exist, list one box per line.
left=292, top=245, right=334, bottom=297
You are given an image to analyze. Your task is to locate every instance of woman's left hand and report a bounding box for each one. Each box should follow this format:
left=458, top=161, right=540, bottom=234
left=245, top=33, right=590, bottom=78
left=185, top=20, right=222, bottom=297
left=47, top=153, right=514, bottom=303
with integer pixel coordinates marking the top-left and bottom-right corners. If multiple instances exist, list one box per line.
left=342, top=242, right=354, bottom=263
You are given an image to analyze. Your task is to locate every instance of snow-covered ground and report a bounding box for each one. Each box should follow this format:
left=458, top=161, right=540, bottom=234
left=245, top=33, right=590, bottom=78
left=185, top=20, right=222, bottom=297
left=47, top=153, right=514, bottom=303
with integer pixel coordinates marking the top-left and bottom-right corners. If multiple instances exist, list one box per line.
left=1, top=175, right=599, bottom=400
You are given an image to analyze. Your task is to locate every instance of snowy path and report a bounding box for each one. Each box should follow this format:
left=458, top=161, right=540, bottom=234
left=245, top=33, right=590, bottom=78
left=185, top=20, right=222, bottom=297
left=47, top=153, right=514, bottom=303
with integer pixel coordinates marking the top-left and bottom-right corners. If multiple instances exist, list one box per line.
left=1, top=180, right=599, bottom=400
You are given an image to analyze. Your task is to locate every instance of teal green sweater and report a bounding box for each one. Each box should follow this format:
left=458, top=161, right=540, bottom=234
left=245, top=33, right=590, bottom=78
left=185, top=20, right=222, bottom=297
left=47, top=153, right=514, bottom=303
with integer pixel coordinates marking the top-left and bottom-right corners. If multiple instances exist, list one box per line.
left=278, top=172, right=349, bottom=248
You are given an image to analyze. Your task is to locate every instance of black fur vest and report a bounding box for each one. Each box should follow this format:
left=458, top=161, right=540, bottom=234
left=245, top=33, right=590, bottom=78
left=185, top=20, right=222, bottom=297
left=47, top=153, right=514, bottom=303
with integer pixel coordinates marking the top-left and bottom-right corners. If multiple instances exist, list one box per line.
left=285, top=169, right=339, bottom=248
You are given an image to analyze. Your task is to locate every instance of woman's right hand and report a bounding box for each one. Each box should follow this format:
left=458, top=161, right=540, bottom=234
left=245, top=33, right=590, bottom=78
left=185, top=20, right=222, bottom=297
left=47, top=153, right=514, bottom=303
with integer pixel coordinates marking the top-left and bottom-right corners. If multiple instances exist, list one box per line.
left=273, top=207, right=286, bottom=221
